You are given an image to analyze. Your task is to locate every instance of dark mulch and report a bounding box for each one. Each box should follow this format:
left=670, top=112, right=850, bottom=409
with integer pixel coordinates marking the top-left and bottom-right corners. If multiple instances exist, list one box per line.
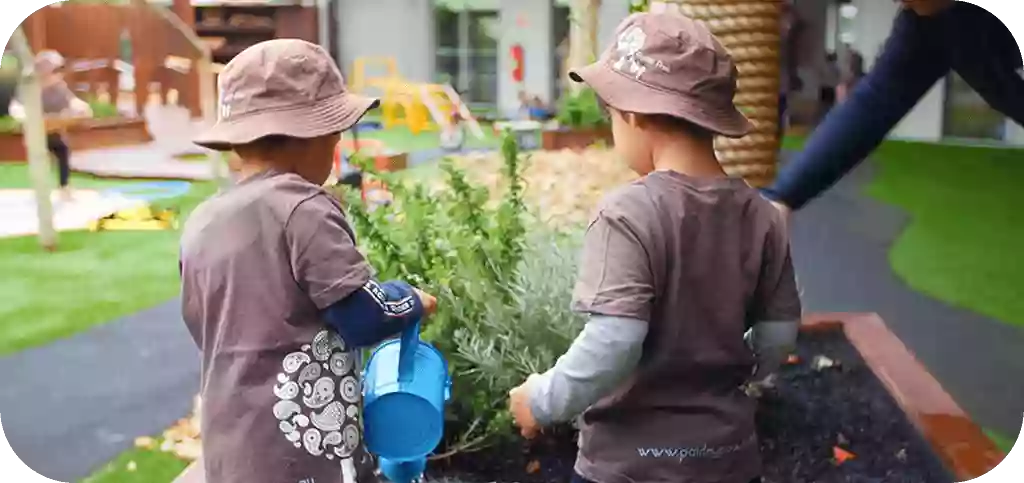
left=425, top=331, right=953, bottom=483
left=757, top=330, right=953, bottom=483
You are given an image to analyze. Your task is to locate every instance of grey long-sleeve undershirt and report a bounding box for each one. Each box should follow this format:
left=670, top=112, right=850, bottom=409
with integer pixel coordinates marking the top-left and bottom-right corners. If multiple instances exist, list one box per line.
left=527, top=316, right=799, bottom=426
left=528, top=315, right=648, bottom=426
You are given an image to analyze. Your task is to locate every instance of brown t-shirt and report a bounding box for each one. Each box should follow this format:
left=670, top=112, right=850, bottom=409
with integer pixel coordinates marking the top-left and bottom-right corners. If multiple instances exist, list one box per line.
left=41, top=80, right=74, bottom=115
left=180, top=170, right=378, bottom=483
left=572, top=171, right=801, bottom=483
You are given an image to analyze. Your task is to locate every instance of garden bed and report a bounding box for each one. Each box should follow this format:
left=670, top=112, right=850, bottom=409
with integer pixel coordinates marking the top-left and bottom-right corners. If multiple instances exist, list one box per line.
left=540, top=127, right=613, bottom=151
left=421, top=327, right=958, bottom=483
left=0, top=117, right=152, bottom=161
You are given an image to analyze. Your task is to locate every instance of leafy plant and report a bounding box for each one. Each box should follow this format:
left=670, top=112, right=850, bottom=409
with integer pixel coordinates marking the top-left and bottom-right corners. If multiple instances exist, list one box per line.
left=336, top=132, right=585, bottom=454
left=0, top=116, right=21, bottom=133
left=87, top=98, right=120, bottom=119
left=556, top=87, right=608, bottom=129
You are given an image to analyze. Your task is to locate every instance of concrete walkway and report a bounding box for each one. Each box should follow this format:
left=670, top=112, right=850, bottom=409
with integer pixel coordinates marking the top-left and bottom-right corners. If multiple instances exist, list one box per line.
left=789, top=161, right=1024, bottom=437
left=0, top=300, right=199, bottom=482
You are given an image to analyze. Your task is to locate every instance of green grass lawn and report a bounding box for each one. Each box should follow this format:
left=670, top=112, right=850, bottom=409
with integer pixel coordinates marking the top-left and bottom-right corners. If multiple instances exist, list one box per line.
left=862, top=141, right=1024, bottom=328
left=0, top=163, right=126, bottom=191
left=355, top=124, right=500, bottom=153
left=0, top=164, right=216, bottom=355
left=80, top=441, right=189, bottom=483
left=985, top=428, right=1019, bottom=454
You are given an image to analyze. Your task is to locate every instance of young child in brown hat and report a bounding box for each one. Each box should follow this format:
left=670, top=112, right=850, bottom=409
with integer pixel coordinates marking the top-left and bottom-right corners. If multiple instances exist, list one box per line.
left=181, top=39, right=436, bottom=483
left=509, top=12, right=801, bottom=483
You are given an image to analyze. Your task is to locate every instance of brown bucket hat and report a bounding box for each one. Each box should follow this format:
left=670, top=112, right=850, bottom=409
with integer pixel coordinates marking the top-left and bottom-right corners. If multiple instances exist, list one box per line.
left=35, top=50, right=65, bottom=75
left=570, top=12, right=752, bottom=138
left=194, top=39, right=379, bottom=150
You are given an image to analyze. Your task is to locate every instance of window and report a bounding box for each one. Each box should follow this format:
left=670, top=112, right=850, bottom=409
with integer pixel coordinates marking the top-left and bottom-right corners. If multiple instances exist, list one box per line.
left=942, top=72, right=1007, bottom=141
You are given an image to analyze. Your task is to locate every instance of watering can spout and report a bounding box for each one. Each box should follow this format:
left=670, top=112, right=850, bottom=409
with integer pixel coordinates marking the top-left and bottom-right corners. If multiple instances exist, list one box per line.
left=363, top=322, right=451, bottom=482
left=379, top=457, right=426, bottom=483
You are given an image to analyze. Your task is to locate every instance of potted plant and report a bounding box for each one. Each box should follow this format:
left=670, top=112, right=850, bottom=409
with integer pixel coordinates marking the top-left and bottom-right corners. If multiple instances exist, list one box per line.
left=542, top=87, right=613, bottom=150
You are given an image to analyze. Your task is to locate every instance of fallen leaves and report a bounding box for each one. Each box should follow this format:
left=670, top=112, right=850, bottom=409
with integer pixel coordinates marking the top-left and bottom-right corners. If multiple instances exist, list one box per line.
left=833, top=446, right=857, bottom=464
left=132, top=395, right=203, bottom=462
left=811, top=355, right=840, bottom=372
left=445, top=148, right=638, bottom=227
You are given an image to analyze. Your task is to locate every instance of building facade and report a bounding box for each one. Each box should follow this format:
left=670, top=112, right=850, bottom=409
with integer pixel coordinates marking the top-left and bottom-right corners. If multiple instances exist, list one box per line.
left=329, top=0, right=1022, bottom=145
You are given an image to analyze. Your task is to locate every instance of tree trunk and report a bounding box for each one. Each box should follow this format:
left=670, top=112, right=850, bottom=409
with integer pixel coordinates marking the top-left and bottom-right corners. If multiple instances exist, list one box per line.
left=567, top=0, right=602, bottom=94
left=8, top=28, right=57, bottom=251
left=648, top=0, right=782, bottom=187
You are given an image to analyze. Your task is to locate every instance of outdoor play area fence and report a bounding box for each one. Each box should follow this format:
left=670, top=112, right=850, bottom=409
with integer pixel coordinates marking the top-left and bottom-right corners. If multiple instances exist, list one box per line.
left=18, top=2, right=203, bottom=117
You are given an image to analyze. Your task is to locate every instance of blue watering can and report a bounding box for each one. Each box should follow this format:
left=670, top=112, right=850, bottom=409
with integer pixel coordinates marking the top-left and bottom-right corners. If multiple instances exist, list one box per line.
left=363, top=322, right=451, bottom=483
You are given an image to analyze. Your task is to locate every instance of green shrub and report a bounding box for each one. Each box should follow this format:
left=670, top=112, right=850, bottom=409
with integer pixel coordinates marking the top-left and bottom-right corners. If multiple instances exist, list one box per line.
left=556, top=87, right=608, bottom=129
left=88, top=98, right=120, bottom=119
left=336, top=132, right=584, bottom=454
left=0, top=116, right=20, bottom=133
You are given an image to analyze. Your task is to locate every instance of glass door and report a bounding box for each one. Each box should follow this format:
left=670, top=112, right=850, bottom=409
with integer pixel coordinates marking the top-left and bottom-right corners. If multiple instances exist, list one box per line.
left=434, top=5, right=460, bottom=87
left=942, top=72, right=1007, bottom=141
left=466, top=11, right=499, bottom=105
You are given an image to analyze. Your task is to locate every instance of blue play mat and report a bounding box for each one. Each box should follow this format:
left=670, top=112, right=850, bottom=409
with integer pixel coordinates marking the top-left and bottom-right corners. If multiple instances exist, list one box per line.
left=102, top=181, right=192, bottom=203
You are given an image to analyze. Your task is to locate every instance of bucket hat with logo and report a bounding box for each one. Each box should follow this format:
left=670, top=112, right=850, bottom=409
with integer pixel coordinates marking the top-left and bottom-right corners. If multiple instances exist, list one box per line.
left=570, top=12, right=752, bottom=138
left=195, top=39, right=378, bottom=151
left=35, top=50, right=65, bottom=75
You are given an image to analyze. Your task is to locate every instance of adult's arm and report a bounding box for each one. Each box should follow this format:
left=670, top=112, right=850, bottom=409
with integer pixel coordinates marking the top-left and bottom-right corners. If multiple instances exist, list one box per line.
left=763, top=9, right=950, bottom=211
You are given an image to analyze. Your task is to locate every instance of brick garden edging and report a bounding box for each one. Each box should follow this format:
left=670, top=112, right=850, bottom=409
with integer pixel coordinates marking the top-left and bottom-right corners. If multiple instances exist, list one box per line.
left=172, top=313, right=1007, bottom=482
left=802, top=313, right=1006, bottom=480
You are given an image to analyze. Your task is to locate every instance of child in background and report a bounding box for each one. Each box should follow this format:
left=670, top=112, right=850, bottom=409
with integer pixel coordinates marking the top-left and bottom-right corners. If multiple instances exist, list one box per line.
left=8, top=50, right=92, bottom=201
left=509, top=12, right=801, bottom=483
left=181, top=39, right=436, bottom=483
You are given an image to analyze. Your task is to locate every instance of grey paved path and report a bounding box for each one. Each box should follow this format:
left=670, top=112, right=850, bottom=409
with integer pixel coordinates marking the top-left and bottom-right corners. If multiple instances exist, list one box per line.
left=0, top=300, right=199, bottom=482
left=789, top=160, right=1024, bottom=436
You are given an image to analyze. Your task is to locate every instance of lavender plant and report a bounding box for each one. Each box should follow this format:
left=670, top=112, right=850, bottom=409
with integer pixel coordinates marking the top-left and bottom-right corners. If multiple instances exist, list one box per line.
left=337, top=132, right=584, bottom=454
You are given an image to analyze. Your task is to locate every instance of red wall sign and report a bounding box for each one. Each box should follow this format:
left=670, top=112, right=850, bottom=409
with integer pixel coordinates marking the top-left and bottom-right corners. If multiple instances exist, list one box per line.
left=511, top=44, right=524, bottom=83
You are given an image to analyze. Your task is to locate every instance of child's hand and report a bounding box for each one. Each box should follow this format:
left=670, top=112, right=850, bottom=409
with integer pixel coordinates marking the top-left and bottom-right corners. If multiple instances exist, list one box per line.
left=414, top=288, right=437, bottom=316
left=509, top=375, right=542, bottom=439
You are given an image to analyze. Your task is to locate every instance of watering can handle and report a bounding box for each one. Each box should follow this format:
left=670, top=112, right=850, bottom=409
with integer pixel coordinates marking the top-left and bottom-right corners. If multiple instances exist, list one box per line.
left=397, top=321, right=420, bottom=383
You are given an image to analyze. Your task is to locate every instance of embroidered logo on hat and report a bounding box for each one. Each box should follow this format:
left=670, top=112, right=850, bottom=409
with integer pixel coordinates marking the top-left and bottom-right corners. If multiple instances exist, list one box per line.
left=612, top=26, right=670, bottom=80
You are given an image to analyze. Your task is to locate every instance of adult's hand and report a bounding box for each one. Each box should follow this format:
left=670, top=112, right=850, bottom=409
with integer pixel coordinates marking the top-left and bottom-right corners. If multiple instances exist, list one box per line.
left=900, top=0, right=954, bottom=17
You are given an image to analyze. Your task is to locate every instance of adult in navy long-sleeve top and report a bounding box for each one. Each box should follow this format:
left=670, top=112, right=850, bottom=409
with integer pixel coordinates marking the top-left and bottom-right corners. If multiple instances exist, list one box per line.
left=323, top=279, right=425, bottom=348
left=763, top=0, right=1023, bottom=212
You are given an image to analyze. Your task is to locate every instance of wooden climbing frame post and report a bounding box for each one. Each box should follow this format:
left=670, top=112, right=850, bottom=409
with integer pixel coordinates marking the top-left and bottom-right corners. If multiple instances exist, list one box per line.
left=648, top=0, right=782, bottom=187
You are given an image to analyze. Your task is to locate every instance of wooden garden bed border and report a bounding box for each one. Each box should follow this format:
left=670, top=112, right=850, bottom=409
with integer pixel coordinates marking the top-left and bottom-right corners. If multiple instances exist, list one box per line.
left=173, top=313, right=1007, bottom=483
left=802, top=313, right=1005, bottom=480
left=0, top=117, right=152, bottom=161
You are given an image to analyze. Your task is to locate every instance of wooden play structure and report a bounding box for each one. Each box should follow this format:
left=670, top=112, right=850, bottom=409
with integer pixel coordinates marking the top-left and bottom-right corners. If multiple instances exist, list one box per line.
left=349, top=56, right=485, bottom=139
left=19, top=1, right=203, bottom=117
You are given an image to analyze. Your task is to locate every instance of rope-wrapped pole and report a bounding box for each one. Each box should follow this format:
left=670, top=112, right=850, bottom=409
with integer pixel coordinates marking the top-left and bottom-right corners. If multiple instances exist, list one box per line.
left=648, top=0, right=782, bottom=187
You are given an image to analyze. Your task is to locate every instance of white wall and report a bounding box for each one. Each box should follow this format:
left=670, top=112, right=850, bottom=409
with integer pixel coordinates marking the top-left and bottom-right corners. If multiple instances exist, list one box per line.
left=1006, top=120, right=1024, bottom=146
left=849, top=0, right=944, bottom=141
left=597, top=0, right=630, bottom=52
left=335, top=0, right=435, bottom=84
left=497, top=0, right=553, bottom=114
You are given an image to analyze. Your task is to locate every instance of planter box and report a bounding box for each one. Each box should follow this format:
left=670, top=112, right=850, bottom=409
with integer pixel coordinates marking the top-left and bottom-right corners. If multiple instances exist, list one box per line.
left=801, top=313, right=1005, bottom=481
left=0, top=117, right=152, bottom=161
left=173, top=313, right=1005, bottom=483
left=374, top=151, right=407, bottom=172
left=541, top=127, right=613, bottom=151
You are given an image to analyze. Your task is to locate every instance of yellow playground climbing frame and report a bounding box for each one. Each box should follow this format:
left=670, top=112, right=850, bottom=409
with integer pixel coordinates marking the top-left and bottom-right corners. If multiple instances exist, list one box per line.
left=349, top=56, right=484, bottom=139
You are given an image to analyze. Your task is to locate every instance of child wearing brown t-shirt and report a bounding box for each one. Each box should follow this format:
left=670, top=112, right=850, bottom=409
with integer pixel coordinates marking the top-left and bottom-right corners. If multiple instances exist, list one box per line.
left=181, top=39, right=435, bottom=483
left=509, top=13, right=801, bottom=483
